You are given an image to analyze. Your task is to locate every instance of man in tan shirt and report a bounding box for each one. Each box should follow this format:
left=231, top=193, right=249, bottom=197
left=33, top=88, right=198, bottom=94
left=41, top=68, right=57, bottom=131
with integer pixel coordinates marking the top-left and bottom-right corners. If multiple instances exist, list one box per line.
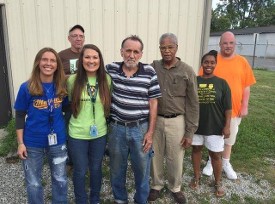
left=148, top=33, right=199, bottom=204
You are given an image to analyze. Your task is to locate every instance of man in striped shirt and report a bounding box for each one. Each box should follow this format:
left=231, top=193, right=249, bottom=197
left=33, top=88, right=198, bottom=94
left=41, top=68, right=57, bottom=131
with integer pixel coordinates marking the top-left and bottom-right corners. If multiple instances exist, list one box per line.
left=106, top=35, right=161, bottom=204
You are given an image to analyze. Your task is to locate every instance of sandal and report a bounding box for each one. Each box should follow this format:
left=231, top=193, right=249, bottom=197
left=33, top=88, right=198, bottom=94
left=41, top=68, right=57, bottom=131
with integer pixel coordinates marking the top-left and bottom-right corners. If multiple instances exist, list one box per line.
left=214, top=183, right=225, bottom=197
left=189, top=178, right=200, bottom=190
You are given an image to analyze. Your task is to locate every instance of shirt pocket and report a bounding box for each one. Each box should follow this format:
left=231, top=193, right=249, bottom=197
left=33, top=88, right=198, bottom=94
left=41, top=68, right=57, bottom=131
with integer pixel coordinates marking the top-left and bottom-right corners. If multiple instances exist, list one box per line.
left=171, top=75, right=188, bottom=97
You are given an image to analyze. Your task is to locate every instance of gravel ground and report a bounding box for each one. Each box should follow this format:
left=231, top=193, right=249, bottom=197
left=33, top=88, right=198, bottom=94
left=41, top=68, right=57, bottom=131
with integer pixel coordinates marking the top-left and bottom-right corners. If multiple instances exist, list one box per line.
left=0, top=155, right=274, bottom=204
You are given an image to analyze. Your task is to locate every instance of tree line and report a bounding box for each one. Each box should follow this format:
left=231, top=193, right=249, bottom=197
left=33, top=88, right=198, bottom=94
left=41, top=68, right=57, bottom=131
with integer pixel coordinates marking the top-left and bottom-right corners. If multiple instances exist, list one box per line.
left=211, top=0, right=275, bottom=32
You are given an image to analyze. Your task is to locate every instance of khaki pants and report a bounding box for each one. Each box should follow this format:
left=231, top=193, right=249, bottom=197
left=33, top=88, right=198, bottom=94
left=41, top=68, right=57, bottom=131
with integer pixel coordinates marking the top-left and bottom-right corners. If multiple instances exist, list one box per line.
left=224, top=117, right=242, bottom=145
left=150, top=115, right=185, bottom=192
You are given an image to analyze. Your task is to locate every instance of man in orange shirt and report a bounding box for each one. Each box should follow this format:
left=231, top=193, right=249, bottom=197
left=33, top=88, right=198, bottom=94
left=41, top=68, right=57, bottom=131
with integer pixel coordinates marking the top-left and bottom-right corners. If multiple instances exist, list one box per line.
left=200, top=31, right=256, bottom=179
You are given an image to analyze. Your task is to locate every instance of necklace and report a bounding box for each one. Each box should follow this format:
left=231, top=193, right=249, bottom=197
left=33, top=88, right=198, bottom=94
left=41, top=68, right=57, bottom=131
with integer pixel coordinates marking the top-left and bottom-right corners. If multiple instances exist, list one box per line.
left=43, top=83, right=54, bottom=94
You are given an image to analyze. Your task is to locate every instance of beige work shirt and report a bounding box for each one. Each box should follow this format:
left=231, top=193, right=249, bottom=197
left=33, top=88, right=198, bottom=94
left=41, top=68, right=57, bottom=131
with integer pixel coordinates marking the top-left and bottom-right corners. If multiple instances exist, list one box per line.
left=151, top=58, right=199, bottom=138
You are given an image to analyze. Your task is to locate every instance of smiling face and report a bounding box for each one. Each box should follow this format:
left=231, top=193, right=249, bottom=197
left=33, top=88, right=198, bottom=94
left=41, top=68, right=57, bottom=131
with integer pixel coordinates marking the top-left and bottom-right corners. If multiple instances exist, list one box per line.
left=82, top=48, right=100, bottom=76
left=202, top=55, right=216, bottom=77
left=39, top=51, right=57, bottom=81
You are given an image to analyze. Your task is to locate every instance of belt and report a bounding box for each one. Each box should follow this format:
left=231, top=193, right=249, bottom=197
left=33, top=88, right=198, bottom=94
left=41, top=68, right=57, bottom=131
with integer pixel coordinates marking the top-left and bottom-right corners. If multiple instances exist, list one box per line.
left=158, top=113, right=181, bottom=118
left=110, top=118, right=148, bottom=127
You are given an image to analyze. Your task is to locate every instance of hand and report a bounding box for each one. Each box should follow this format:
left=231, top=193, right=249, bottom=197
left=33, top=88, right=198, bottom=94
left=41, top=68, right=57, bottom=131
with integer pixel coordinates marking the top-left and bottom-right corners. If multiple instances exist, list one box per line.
left=17, top=144, right=27, bottom=160
left=239, top=105, right=248, bottom=117
left=142, top=132, right=153, bottom=153
left=180, top=137, right=192, bottom=149
left=222, top=127, right=230, bottom=139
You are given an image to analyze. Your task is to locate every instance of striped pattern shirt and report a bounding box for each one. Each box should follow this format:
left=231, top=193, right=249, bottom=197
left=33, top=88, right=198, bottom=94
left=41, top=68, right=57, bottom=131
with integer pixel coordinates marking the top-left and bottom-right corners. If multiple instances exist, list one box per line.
left=106, top=62, right=161, bottom=122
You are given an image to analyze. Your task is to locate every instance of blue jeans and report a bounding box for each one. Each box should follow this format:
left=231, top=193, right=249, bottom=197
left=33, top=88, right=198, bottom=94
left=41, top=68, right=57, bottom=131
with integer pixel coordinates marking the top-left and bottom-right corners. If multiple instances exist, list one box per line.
left=108, top=121, right=153, bottom=204
left=23, top=144, right=68, bottom=204
left=68, top=136, right=107, bottom=204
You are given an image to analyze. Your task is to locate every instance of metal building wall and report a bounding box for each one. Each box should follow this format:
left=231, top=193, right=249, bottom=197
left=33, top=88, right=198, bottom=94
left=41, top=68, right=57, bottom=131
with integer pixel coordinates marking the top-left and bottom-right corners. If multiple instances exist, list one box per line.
left=0, top=0, right=207, bottom=100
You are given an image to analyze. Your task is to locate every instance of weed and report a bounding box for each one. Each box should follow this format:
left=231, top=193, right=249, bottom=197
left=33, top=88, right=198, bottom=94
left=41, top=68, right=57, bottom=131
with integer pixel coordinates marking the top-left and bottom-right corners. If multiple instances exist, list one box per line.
left=0, top=118, right=17, bottom=156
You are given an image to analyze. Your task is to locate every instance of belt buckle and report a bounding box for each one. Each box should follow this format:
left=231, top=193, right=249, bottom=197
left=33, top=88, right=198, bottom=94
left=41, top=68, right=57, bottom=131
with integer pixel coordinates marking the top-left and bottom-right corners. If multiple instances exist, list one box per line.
left=124, top=121, right=133, bottom=126
left=129, top=120, right=139, bottom=126
left=126, top=120, right=143, bottom=127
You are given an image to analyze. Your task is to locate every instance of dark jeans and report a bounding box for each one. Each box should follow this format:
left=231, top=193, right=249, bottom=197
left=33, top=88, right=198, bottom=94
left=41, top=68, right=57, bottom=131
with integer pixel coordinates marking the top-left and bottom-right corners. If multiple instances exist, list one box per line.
left=68, top=136, right=107, bottom=204
left=64, top=110, right=73, bottom=166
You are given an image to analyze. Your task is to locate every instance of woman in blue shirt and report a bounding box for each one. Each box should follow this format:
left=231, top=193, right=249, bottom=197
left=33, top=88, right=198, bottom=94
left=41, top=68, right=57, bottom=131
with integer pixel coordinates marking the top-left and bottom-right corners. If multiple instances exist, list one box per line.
left=15, top=47, right=68, bottom=204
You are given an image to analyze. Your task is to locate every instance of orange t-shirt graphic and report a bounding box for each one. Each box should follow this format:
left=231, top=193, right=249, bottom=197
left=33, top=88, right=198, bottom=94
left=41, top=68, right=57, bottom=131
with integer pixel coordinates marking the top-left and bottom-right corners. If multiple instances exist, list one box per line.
left=199, top=53, right=256, bottom=117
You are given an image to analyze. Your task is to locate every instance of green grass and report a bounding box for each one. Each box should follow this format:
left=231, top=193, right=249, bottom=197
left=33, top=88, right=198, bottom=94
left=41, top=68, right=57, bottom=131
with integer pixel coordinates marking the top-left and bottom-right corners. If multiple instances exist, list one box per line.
left=231, top=69, right=275, bottom=186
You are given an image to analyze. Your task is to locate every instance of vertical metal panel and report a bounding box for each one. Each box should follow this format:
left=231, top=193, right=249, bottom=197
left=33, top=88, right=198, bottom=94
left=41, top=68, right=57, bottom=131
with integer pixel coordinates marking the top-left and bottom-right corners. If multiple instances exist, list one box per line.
left=89, top=0, right=104, bottom=48
left=180, top=1, right=204, bottom=68
left=63, top=0, right=77, bottom=27
left=20, top=0, right=39, bottom=68
left=77, top=0, right=94, bottom=46
left=51, top=0, right=68, bottom=48
left=168, top=0, right=181, bottom=32
left=102, top=0, right=115, bottom=61
left=113, top=0, right=126, bottom=60
left=2, top=0, right=207, bottom=98
left=125, top=0, right=138, bottom=34
left=5, top=0, right=28, bottom=94
left=36, top=0, right=52, bottom=48
left=146, top=0, right=160, bottom=62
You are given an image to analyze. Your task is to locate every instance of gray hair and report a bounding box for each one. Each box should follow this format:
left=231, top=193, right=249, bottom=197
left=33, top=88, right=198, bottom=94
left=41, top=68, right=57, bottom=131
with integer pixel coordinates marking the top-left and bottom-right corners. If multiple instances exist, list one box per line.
left=121, top=35, right=144, bottom=51
left=159, top=33, right=178, bottom=45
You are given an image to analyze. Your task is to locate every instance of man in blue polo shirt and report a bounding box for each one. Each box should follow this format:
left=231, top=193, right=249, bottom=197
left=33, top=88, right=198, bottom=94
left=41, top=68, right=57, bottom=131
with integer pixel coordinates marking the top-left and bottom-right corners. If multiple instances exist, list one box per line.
left=106, top=35, right=161, bottom=204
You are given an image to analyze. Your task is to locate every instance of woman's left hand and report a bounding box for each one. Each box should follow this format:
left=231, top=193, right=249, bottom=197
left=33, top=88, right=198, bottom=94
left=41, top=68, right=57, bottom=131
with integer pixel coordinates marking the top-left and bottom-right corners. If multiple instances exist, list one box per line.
left=17, top=144, right=27, bottom=160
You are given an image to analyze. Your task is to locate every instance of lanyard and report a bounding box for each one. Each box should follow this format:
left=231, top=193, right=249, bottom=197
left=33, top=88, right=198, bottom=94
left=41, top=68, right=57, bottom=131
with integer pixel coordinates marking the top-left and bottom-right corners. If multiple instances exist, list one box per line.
left=48, top=101, right=54, bottom=133
left=86, top=79, right=98, bottom=123
left=44, top=83, right=55, bottom=133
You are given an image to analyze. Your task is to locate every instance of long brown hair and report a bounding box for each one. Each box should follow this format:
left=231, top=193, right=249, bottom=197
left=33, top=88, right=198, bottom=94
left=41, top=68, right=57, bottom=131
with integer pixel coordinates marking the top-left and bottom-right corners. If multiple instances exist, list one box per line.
left=71, top=44, right=111, bottom=118
left=28, top=47, right=67, bottom=97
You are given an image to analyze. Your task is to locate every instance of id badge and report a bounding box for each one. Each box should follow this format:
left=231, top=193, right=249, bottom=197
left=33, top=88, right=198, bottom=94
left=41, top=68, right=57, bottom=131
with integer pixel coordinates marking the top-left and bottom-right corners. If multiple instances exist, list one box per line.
left=48, top=133, right=57, bottom=146
left=90, top=125, right=98, bottom=137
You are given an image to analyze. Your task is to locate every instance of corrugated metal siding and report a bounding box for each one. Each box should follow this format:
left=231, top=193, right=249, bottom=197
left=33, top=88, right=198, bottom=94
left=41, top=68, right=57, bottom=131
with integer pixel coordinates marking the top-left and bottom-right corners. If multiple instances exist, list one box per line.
left=1, top=0, right=206, bottom=98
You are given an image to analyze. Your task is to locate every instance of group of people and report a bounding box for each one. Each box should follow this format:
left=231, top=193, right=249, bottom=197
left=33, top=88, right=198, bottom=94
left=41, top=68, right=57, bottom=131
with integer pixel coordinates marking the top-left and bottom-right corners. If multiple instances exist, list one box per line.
left=15, top=24, right=256, bottom=204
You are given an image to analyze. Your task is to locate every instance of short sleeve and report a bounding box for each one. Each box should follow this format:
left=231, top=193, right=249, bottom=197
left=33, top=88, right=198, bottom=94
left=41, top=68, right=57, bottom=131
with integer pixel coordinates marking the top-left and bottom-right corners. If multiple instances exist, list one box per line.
left=14, top=82, right=29, bottom=111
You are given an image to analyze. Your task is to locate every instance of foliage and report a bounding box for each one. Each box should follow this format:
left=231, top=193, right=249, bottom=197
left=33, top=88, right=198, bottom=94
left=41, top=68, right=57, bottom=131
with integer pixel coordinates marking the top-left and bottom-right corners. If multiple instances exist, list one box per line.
left=211, top=0, right=275, bottom=32
left=0, top=118, right=17, bottom=156
left=211, top=8, right=231, bottom=32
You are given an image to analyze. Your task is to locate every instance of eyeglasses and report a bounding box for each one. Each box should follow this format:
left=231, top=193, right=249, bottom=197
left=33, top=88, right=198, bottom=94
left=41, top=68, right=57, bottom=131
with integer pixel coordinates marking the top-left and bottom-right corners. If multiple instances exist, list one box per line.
left=70, top=34, right=85, bottom=39
left=159, top=45, right=177, bottom=52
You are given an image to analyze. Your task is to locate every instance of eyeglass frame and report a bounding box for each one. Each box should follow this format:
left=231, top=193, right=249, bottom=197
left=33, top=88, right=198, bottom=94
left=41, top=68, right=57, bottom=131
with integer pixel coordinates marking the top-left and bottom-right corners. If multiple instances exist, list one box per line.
left=69, top=34, right=85, bottom=39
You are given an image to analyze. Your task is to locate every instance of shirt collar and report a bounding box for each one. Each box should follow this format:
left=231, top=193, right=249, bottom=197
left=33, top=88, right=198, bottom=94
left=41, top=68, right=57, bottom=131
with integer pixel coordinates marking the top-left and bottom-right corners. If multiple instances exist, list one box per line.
left=161, top=57, right=181, bottom=69
left=118, top=62, right=144, bottom=77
